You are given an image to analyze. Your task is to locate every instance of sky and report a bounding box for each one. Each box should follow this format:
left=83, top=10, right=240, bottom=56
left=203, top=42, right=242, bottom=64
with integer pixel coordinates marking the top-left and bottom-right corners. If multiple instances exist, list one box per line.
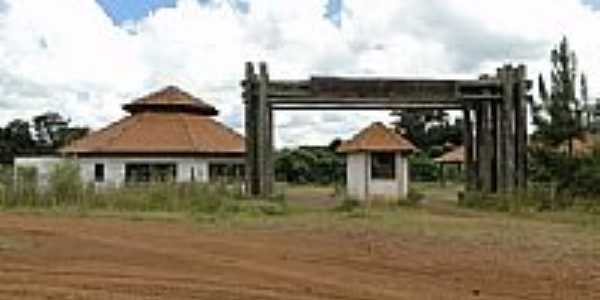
left=1, top=0, right=600, bottom=148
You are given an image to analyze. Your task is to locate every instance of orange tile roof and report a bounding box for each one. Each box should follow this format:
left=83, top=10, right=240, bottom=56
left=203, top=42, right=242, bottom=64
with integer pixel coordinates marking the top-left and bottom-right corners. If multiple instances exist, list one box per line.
left=123, top=86, right=219, bottom=116
left=61, top=86, right=244, bottom=155
left=61, top=112, right=244, bottom=154
left=434, top=146, right=464, bottom=164
left=338, top=122, right=417, bottom=153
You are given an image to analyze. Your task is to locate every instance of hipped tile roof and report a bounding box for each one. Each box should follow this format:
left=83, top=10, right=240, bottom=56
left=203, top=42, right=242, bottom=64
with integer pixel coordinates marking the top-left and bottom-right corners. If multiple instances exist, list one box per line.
left=61, top=86, right=244, bottom=155
left=337, top=122, right=417, bottom=153
left=434, top=146, right=464, bottom=164
left=122, top=86, right=219, bottom=116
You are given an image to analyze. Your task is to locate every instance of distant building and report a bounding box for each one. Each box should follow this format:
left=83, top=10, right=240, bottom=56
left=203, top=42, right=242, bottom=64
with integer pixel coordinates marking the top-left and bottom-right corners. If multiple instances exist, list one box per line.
left=338, top=122, right=417, bottom=201
left=15, top=86, right=245, bottom=187
left=434, top=145, right=464, bottom=186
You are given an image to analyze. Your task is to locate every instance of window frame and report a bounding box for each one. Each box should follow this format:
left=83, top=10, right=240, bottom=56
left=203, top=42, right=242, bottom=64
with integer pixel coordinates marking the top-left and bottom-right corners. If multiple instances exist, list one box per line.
left=94, top=163, right=105, bottom=183
left=370, top=152, right=396, bottom=180
left=124, top=163, right=177, bottom=183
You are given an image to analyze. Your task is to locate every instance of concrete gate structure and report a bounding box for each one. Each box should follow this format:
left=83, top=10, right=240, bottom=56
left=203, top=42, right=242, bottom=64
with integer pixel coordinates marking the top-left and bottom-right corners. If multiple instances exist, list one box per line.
left=242, top=62, right=531, bottom=197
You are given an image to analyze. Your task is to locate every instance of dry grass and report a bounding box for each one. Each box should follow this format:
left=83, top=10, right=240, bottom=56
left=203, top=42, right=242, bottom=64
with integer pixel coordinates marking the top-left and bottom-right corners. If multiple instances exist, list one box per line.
left=1, top=184, right=600, bottom=299
left=270, top=184, right=600, bottom=263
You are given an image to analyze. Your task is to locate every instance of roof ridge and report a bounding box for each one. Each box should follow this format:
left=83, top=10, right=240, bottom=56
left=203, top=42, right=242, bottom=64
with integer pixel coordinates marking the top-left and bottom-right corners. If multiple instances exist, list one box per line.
left=338, top=121, right=416, bottom=153
left=105, top=113, right=145, bottom=150
left=60, top=115, right=134, bottom=153
left=180, top=113, right=200, bottom=151
left=206, top=117, right=245, bottom=140
left=389, top=127, right=416, bottom=149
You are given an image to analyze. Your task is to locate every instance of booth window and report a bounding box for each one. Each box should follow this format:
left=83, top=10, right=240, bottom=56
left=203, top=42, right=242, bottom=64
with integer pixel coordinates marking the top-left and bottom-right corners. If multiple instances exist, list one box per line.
left=371, top=152, right=396, bottom=179
left=94, top=164, right=105, bottom=182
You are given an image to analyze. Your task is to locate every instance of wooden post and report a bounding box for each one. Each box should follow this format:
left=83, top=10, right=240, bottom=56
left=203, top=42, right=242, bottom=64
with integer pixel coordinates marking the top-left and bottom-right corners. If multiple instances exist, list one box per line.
left=258, top=62, right=274, bottom=197
left=491, top=98, right=499, bottom=192
left=499, top=65, right=517, bottom=192
left=243, top=62, right=259, bottom=195
left=515, top=65, right=528, bottom=190
left=479, top=100, right=493, bottom=193
left=475, top=103, right=483, bottom=190
left=463, top=105, right=475, bottom=191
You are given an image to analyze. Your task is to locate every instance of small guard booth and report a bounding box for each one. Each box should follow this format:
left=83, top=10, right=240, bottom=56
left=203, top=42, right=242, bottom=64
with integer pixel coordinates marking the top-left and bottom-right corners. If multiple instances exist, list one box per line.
left=338, top=122, right=417, bottom=201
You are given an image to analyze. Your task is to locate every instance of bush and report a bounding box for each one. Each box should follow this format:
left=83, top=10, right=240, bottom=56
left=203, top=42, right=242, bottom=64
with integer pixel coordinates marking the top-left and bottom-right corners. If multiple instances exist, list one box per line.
left=527, top=148, right=600, bottom=212
left=47, top=160, right=84, bottom=207
left=409, top=152, right=440, bottom=182
left=12, top=166, right=40, bottom=207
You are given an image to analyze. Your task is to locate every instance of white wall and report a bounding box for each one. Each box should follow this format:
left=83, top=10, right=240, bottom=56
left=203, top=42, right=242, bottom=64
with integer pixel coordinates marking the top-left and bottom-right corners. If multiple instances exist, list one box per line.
left=345, top=152, right=410, bottom=201
left=346, top=152, right=368, bottom=200
left=15, top=156, right=244, bottom=188
left=14, top=157, right=64, bottom=187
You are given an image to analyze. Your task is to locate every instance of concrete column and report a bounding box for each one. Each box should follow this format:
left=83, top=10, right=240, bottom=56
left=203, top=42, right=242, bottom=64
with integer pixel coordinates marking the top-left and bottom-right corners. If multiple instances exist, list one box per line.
left=463, top=105, right=476, bottom=191
left=244, top=62, right=259, bottom=195
left=258, top=62, right=274, bottom=196
left=515, top=65, right=528, bottom=190
left=498, top=66, right=517, bottom=192
left=479, top=101, right=493, bottom=193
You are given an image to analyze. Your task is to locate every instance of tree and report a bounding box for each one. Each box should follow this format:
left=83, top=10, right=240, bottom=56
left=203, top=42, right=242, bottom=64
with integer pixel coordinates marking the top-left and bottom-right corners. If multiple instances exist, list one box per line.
left=274, top=141, right=346, bottom=185
left=0, top=113, right=89, bottom=164
left=32, top=112, right=88, bottom=150
left=33, top=112, right=68, bottom=147
left=532, top=36, right=584, bottom=156
left=0, top=119, right=36, bottom=163
left=391, top=109, right=463, bottom=152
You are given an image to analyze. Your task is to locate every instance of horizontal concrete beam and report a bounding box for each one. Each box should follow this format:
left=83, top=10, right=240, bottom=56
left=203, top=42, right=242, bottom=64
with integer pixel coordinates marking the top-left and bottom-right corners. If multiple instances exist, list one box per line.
left=271, top=103, right=464, bottom=111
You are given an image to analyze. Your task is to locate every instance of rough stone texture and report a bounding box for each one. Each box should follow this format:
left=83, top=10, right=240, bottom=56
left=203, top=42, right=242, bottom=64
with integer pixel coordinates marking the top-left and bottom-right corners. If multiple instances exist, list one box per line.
left=245, top=62, right=530, bottom=197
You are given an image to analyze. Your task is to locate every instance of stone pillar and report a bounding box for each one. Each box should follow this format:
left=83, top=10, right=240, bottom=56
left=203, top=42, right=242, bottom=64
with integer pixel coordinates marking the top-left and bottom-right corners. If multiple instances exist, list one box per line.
left=258, top=62, right=274, bottom=196
left=243, top=62, right=259, bottom=195
left=515, top=65, right=528, bottom=190
left=463, top=105, right=476, bottom=191
left=478, top=100, right=493, bottom=193
left=498, top=66, right=517, bottom=192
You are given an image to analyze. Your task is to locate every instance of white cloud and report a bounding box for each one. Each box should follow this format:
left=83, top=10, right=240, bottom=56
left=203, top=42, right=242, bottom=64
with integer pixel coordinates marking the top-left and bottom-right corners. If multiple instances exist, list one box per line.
left=0, top=0, right=599, bottom=148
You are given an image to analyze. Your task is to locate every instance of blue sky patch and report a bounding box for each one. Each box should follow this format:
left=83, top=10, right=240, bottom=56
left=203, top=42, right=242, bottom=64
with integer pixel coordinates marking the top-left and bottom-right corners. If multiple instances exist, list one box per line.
left=96, top=0, right=178, bottom=24
left=97, top=0, right=340, bottom=25
left=582, top=0, right=600, bottom=9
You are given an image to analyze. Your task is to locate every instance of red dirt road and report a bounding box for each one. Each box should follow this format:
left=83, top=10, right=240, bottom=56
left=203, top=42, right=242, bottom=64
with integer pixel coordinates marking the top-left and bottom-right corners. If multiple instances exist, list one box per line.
left=0, top=213, right=598, bottom=300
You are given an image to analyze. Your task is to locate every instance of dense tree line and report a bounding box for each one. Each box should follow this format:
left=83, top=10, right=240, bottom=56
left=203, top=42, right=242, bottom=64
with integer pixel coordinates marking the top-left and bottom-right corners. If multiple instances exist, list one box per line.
left=274, top=114, right=465, bottom=185
left=529, top=36, right=600, bottom=202
left=392, top=109, right=464, bottom=181
left=0, top=112, right=88, bottom=164
left=275, top=140, right=345, bottom=185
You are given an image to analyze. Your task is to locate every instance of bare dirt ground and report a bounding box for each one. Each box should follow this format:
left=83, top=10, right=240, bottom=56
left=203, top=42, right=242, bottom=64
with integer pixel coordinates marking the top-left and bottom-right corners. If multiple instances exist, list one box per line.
left=0, top=209, right=599, bottom=300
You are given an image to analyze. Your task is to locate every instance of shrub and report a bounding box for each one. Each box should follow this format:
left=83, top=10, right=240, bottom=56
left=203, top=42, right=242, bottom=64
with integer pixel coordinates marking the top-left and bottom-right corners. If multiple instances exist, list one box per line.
left=12, top=166, right=39, bottom=207
left=527, top=148, right=600, bottom=212
left=47, top=160, right=84, bottom=207
left=409, top=152, right=440, bottom=182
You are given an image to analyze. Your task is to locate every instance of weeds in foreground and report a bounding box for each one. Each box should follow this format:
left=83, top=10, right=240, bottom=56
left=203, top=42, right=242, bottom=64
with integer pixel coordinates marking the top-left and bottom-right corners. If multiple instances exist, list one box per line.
left=459, top=184, right=600, bottom=215
left=0, top=162, right=288, bottom=219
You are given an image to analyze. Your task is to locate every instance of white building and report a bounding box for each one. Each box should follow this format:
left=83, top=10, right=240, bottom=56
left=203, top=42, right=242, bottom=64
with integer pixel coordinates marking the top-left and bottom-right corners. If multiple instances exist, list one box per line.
left=15, top=86, right=246, bottom=187
left=338, top=122, right=417, bottom=201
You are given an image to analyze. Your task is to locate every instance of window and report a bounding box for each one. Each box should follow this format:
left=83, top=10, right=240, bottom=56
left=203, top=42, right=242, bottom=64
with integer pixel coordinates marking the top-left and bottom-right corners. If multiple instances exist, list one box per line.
left=125, top=163, right=177, bottom=183
left=94, top=164, right=105, bottom=182
left=209, top=163, right=245, bottom=182
left=371, top=152, right=396, bottom=179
